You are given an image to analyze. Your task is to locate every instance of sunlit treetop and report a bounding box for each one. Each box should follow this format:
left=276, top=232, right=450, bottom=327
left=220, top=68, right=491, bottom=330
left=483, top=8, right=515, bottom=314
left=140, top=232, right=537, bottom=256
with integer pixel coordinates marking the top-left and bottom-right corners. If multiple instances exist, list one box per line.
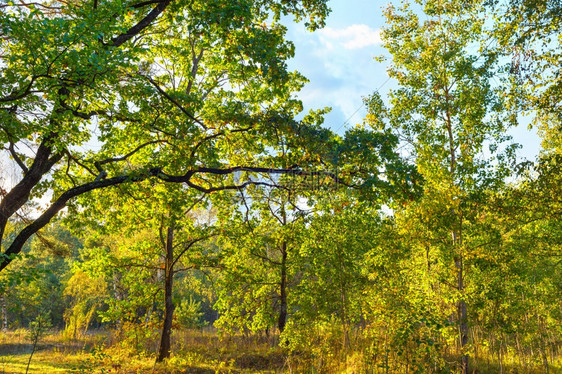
left=0, top=0, right=333, bottom=271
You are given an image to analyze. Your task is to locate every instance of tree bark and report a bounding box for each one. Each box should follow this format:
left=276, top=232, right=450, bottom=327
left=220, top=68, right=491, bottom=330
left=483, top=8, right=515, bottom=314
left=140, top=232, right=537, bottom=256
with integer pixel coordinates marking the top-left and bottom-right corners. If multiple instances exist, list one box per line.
left=445, top=81, right=468, bottom=372
left=278, top=241, right=288, bottom=333
left=156, top=226, right=175, bottom=362
left=0, top=131, right=62, bottom=247
left=458, top=297, right=469, bottom=373
left=1, top=294, right=7, bottom=331
left=454, top=237, right=469, bottom=373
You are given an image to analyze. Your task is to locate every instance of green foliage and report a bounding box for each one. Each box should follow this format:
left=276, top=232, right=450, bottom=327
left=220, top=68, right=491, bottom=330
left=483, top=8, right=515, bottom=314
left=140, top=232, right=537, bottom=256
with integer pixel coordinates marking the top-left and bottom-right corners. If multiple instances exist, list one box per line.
left=176, top=296, right=206, bottom=329
left=63, top=268, right=107, bottom=339
left=214, top=187, right=305, bottom=334
left=74, top=345, right=111, bottom=374
left=0, top=222, right=77, bottom=329
left=0, top=0, right=333, bottom=273
left=1, top=0, right=562, bottom=372
left=26, top=312, right=52, bottom=345
left=358, top=0, right=525, bottom=370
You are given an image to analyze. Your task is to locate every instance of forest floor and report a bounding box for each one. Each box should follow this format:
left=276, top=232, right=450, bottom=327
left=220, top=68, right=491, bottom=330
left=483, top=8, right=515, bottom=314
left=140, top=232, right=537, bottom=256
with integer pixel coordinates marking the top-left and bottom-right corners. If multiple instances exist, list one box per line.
left=0, top=328, right=291, bottom=374
left=1, top=329, right=561, bottom=373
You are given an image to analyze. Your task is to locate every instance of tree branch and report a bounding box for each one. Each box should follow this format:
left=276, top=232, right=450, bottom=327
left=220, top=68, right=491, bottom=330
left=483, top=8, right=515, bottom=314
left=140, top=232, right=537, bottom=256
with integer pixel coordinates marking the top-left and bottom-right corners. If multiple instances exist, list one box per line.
left=142, top=74, right=208, bottom=130
left=0, top=75, right=44, bottom=103
left=7, top=142, right=29, bottom=174
left=94, top=139, right=167, bottom=172
left=0, top=171, right=155, bottom=271
left=0, top=165, right=342, bottom=270
left=172, top=235, right=215, bottom=269
left=111, top=0, right=173, bottom=47
left=0, top=130, right=63, bottom=242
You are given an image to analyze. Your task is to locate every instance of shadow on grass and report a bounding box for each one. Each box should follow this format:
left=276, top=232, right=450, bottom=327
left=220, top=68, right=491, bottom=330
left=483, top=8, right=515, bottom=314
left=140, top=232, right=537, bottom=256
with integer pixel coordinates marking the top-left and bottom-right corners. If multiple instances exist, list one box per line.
left=0, top=341, right=94, bottom=357
left=0, top=342, right=41, bottom=356
left=235, top=351, right=286, bottom=370
left=178, top=368, right=215, bottom=374
left=471, top=358, right=560, bottom=374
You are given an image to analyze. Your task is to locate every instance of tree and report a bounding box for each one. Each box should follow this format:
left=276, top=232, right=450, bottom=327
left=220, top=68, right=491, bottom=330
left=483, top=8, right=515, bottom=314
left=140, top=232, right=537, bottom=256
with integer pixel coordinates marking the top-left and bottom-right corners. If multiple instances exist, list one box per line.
left=0, top=0, right=332, bottom=272
left=474, top=154, right=562, bottom=370
left=494, top=0, right=562, bottom=136
left=80, top=229, right=165, bottom=353
left=213, top=184, right=308, bottom=337
left=63, top=268, right=107, bottom=339
left=375, top=0, right=519, bottom=371
left=0, top=221, right=78, bottom=329
left=152, top=208, right=213, bottom=362
left=288, top=196, right=375, bottom=353
left=25, top=312, right=52, bottom=374
left=69, top=179, right=216, bottom=361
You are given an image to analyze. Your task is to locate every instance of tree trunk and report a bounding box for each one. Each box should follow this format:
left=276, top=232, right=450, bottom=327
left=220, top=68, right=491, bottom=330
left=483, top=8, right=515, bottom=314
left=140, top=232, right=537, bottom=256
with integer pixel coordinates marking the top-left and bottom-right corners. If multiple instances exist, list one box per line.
left=1, top=294, right=7, bottom=331
left=455, top=251, right=469, bottom=373
left=278, top=241, right=288, bottom=333
left=458, top=298, right=469, bottom=372
left=156, top=226, right=174, bottom=362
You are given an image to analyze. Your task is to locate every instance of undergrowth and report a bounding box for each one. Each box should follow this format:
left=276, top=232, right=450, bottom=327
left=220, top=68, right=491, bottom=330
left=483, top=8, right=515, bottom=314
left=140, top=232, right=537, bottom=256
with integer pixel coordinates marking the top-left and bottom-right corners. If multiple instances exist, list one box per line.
left=0, top=328, right=561, bottom=373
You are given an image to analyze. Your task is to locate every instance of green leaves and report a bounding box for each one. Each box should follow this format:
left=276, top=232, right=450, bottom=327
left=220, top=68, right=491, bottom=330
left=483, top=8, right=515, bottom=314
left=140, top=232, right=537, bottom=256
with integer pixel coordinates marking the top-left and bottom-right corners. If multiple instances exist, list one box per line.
left=0, top=0, right=336, bottom=273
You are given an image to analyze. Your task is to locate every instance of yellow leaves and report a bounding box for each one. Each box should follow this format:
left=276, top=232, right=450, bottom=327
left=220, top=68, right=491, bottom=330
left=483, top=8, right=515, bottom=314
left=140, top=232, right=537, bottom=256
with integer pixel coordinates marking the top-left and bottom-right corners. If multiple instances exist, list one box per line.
left=465, top=245, right=496, bottom=263
left=64, top=269, right=106, bottom=299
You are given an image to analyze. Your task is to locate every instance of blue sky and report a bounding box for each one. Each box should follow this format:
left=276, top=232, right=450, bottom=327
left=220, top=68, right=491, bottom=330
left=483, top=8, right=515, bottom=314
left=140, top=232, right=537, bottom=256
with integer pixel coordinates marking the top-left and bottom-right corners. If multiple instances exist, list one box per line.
left=284, top=0, right=541, bottom=161
left=286, top=1, right=389, bottom=134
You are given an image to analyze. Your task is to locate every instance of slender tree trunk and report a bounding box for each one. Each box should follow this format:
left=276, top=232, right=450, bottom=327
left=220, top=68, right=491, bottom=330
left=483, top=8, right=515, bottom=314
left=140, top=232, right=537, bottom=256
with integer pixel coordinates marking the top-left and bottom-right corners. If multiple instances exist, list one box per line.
left=454, top=237, right=469, bottom=373
left=338, top=248, right=350, bottom=352
left=444, top=82, right=469, bottom=373
left=73, top=315, right=77, bottom=340
left=25, top=338, right=39, bottom=374
left=278, top=241, right=288, bottom=333
left=156, top=226, right=174, bottom=362
left=516, top=333, right=523, bottom=369
left=542, top=343, right=550, bottom=373
left=1, top=294, right=7, bottom=331
left=458, top=296, right=469, bottom=372
left=499, top=341, right=504, bottom=374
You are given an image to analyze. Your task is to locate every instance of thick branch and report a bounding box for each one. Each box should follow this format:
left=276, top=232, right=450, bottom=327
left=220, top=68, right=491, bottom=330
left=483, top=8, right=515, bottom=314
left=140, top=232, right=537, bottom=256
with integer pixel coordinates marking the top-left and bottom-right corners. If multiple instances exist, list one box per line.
left=111, top=0, right=173, bottom=47
left=0, top=131, right=63, bottom=242
left=0, top=170, right=157, bottom=271
left=0, top=165, right=341, bottom=271
left=195, top=166, right=342, bottom=180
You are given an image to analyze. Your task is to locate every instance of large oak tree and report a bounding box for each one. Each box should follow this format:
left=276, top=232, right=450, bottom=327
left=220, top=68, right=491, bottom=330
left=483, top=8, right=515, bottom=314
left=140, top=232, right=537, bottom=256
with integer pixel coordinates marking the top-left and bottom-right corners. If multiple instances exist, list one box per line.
left=0, top=0, right=333, bottom=271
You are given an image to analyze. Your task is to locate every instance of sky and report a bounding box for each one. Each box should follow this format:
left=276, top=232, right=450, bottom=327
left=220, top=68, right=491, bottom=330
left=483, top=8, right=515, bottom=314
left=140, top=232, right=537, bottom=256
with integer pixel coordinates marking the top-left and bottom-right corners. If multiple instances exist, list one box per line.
left=284, top=0, right=542, bottom=162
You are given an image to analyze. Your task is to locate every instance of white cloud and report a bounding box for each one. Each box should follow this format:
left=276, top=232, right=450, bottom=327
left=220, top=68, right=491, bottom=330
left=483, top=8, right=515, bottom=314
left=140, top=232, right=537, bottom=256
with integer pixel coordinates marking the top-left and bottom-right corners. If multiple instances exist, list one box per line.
left=286, top=21, right=389, bottom=133
left=319, top=24, right=382, bottom=50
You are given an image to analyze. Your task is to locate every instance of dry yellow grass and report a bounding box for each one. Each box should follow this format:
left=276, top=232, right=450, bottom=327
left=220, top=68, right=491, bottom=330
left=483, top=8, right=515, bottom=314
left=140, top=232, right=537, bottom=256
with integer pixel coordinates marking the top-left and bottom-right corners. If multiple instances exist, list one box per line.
left=0, top=329, right=288, bottom=374
left=1, top=328, right=561, bottom=373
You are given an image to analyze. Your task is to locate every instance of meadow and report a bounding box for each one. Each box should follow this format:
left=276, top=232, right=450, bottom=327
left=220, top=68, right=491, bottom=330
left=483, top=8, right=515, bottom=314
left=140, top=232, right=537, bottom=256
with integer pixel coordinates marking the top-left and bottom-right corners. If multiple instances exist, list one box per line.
left=1, top=328, right=561, bottom=373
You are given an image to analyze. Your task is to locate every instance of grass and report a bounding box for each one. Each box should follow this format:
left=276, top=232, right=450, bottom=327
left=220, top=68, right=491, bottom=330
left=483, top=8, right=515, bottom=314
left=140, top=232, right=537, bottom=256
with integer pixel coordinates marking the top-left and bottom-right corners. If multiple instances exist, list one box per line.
left=1, top=328, right=561, bottom=373
left=0, top=329, right=108, bottom=374
left=0, top=328, right=291, bottom=374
